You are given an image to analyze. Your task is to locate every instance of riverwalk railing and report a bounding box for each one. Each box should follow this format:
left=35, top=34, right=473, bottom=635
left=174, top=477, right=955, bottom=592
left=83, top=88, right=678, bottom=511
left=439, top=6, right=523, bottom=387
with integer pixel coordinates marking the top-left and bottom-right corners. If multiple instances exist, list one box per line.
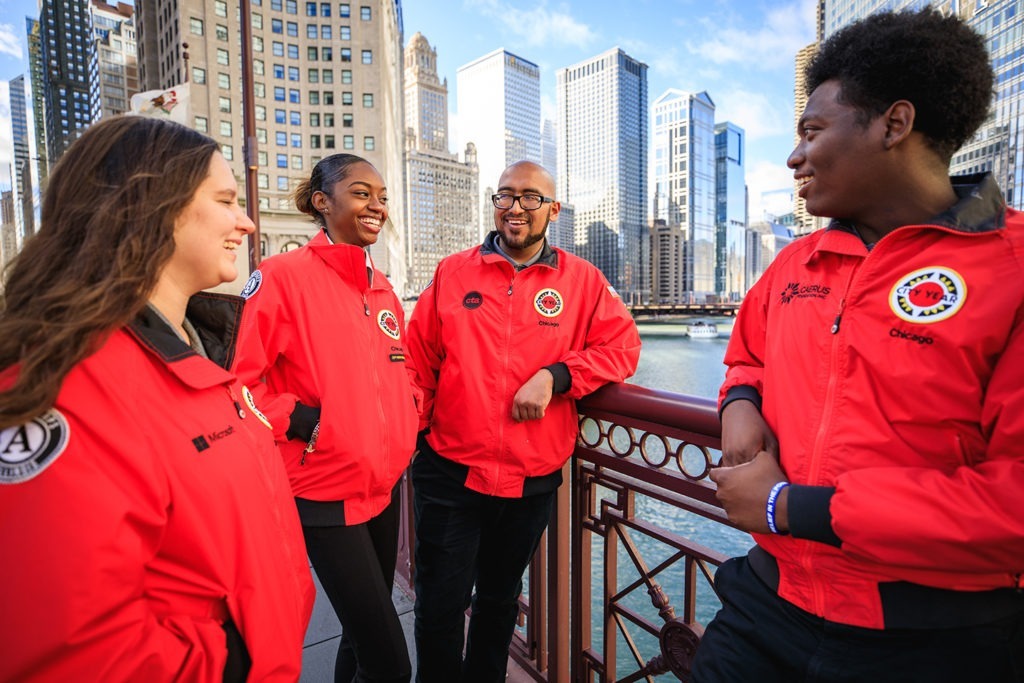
left=395, top=382, right=735, bottom=682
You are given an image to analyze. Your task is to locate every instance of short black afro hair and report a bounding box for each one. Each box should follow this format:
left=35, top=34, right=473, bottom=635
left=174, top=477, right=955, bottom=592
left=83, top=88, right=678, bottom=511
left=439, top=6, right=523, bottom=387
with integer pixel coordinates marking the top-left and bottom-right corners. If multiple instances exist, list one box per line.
left=806, top=8, right=994, bottom=163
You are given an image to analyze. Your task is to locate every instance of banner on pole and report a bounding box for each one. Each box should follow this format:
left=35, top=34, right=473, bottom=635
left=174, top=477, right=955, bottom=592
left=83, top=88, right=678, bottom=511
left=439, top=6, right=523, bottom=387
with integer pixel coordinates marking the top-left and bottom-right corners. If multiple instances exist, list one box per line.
left=129, top=84, right=192, bottom=126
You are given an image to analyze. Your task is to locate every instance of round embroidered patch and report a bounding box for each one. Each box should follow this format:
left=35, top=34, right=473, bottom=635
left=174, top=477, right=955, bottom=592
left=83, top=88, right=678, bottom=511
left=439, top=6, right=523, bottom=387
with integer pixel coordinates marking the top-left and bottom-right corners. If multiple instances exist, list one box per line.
left=0, top=409, right=70, bottom=484
left=242, top=386, right=273, bottom=430
left=889, top=267, right=966, bottom=324
left=240, top=269, right=263, bottom=299
left=378, top=309, right=401, bottom=340
left=534, top=288, right=564, bottom=318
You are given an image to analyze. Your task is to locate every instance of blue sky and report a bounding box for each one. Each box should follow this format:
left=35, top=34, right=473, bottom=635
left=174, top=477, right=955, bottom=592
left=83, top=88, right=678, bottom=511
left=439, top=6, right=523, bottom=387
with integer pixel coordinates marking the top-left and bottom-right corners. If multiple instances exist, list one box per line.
left=0, top=0, right=818, bottom=216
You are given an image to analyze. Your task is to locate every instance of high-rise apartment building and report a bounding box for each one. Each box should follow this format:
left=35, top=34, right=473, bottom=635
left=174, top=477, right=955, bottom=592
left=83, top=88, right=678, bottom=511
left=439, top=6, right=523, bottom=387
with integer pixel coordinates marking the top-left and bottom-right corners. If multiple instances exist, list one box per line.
left=403, top=32, right=479, bottom=296
left=456, top=48, right=541, bottom=235
left=649, top=219, right=685, bottom=304
left=715, top=121, right=747, bottom=300
left=26, top=18, right=48, bottom=185
left=38, top=0, right=100, bottom=167
left=540, top=118, right=557, bottom=177
left=558, top=47, right=648, bottom=303
left=9, top=76, right=34, bottom=242
left=1, top=189, right=16, bottom=269
left=134, top=0, right=407, bottom=290
left=651, top=88, right=715, bottom=301
left=91, top=2, right=138, bottom=118
left=820, top=0, right=1023, bottom=209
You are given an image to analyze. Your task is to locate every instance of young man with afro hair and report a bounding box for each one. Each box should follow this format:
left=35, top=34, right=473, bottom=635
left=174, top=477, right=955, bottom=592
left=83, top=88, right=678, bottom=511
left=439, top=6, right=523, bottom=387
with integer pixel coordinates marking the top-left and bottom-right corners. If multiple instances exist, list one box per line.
left=694, top=8, right=1024, bottom=682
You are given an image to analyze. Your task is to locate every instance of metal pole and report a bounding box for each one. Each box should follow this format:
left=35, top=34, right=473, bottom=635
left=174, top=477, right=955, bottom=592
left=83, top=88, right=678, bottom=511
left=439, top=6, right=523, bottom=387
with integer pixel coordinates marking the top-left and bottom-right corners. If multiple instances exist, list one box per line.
left=239, top=0, right=261, bottom=270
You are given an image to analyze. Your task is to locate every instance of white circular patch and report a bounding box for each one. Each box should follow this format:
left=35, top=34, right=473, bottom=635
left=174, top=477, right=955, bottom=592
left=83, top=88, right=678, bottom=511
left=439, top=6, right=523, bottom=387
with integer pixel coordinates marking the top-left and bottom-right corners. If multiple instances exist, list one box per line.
left=0, top=409, right=70, bottom=484
left=377, top=309, right=401, bottom=340
left=242, top=386, right=273, bottom=430
left=889, top=267, right=967, bottom=324
left=534, top=288, right=564, bottom=318
left=240, top=269, right=263, bottom=299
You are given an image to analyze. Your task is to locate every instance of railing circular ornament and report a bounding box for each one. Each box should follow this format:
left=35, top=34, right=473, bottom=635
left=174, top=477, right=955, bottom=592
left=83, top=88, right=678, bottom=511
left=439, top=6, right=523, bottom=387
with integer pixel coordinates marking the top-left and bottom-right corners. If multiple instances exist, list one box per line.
left=677, top=442, right=715, bottom=480
left=659, top=617, right=704, bottom=680
left=578, top=416, right=603, bottom=448
left=639, top=431, right=672, bottom=467
left=607, top=423, right=636, bottom=457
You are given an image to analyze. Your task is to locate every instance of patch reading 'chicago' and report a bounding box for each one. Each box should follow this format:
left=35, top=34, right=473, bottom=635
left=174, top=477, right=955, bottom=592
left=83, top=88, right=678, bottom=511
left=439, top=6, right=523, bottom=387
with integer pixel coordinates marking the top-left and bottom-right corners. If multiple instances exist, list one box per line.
left=242, top=385, right=273, bottom=430
left=240, top=269, right=263, bottom=299
left=534, top=288, right=564, bottom=318
left=0, top=409, right=70, bottom=484
left=889, top=267, right=966, bottom=324
left=378, top=309, right=401, bottom=340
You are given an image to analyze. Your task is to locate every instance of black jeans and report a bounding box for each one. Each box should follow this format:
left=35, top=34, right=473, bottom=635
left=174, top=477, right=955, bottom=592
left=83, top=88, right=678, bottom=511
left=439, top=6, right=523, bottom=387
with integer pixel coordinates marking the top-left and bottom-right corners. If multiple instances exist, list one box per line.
left=411, top=452, right=556, bottom=683
left=303, top=486, right=411, bottom=683
left=692, top=554, right=1024, bottom=683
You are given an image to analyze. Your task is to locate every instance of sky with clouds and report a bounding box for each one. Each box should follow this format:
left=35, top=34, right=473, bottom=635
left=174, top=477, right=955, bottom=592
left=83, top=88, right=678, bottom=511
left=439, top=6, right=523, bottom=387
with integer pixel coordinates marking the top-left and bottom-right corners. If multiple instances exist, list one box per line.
left=0, top=0, right=817, bottom=217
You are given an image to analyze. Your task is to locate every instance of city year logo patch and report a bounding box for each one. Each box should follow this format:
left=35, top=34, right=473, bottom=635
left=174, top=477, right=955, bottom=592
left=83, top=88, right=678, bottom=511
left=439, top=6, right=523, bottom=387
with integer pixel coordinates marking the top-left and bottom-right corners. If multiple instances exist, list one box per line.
left=240, top=269, right=263, bottom=299
left=0, top=409, right=70, bottom=484
left=890, top=267, right=966, bottom=324
left=242, top=385, right=273, bottom=430
left=462, top=291, right=483, bottom=309
left=378, top=309, right=401, bottom=340
left=534, top=288, right=564, bottom=318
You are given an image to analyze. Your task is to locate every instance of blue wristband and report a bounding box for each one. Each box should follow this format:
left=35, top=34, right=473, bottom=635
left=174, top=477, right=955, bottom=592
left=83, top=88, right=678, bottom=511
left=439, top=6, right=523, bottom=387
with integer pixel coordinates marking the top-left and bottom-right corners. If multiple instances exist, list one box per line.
left=766, top=481, right=790, bottom=535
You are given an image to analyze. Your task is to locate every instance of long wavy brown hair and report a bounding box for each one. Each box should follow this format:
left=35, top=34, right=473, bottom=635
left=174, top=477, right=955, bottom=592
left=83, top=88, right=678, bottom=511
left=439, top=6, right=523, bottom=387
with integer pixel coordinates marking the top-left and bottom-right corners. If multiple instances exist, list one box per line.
left=0, top=116, right=220, bottom=429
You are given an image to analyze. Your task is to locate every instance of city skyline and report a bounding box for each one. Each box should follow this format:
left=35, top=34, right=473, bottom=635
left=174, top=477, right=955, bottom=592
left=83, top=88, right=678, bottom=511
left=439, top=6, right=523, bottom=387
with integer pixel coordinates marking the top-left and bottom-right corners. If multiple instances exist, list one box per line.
left=0, top=0, right=818, bottom=219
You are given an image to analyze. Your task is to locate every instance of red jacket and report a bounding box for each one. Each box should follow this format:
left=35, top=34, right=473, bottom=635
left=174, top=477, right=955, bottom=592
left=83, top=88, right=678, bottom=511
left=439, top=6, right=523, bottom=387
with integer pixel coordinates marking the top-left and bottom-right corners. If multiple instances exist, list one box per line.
left=721, top=174, right=1024, bottom=629
left=0, top=294, right=314, bottom=681
left=233, top=231, right=419, bottom=524
left=406, top=234, right=641, bottom=497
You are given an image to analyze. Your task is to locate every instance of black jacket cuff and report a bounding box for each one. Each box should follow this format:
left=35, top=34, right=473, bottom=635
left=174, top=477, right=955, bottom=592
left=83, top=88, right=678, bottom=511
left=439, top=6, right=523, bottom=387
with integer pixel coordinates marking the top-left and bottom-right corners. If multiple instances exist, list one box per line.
left=719, top=385, right=762, bottom=418
left=545, top=362, right=572, bottom=394
left=286, top=402, right=321, bottom=442
left=787, top=484, right=841, bottom=547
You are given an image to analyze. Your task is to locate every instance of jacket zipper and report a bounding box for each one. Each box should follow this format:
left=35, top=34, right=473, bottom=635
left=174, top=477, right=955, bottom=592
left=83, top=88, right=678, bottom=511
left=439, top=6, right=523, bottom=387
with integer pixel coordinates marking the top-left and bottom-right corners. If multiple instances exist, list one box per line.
left=494, top=267, right=517, bottom=495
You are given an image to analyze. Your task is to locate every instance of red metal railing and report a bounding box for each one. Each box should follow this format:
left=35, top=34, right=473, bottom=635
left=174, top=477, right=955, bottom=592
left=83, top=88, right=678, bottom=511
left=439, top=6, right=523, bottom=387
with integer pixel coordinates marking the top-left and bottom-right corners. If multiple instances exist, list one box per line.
left=396, top=382, right=736, bottom=682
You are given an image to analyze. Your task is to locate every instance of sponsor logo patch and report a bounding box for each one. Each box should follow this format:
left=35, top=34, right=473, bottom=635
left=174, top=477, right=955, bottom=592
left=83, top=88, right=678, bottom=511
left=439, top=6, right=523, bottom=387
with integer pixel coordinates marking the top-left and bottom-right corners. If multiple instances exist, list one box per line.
left=240, top=270, right=263, bottom=299
left=462, top=291, right=483, bottom=310
left=0, top=409, right=70, bottom=484
left=389, top=353, right=406, bottom=362
left=779, top=282, right=831, bottom=304
left=889, top=267, right=966, bottom=324
left=534, top=288, right=564, bottom=318
left=242, top=385, right=273, bottom=430
left=378, top=309, right=401, bottom=340
left=607, top=285, right=620, bottom=298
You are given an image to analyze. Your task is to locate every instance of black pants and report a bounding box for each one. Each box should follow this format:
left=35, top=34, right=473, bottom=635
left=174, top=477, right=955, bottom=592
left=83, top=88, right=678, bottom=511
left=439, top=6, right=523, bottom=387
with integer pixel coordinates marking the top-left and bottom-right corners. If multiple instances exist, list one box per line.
left=411, top=452, right=556, bottom=683
left=692, top=555, right=1024, bottom=683
left=303, top=487, right=411, bottom=683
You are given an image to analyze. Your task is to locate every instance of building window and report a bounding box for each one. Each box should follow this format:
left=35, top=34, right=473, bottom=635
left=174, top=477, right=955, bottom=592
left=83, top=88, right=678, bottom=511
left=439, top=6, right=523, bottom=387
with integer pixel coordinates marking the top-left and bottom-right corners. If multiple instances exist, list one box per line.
left=254, top=36, right=264, bottom=51
left=219, top=96, right=231, bottom=112
left=287, top=22, right=298, bottom=36
left=272, top=41, right=284, bottom=56
left=342, top=91, right=352, bottom=105
left=271, top=0, right=282, bottom=10
left=363, top=136, right=374, bottom=151
left=221, top=145, right=233, bottom=161
left=275, top=108, right=286, bottom=123
left=361, top=50, right=372, bottom=64
left=271, top=18, right=283, bottom=33
left=291, top=154, right=303, bottom=169
left=278, top=176, right=289, bottom=191
left=322, top=47, right=333, bottom=61
left=325, top=134, right=335, bottom=148
left=288, top=44, right=299, bottom=58
left=290, top=133, right=302, bottom=148
left=340, top=48, right=351, bottom=62
left=360, top=5, right=371, bottom=20
left=341, top=69, right=352, bottom=84
left=307, top=23, right=317, bottom=38
left=343, top=135, right=354, bottom=150
left=321, top=25, right=332, bottom=39
left=276, top=131, right=287, bottom=146
left=310, top=112, right=320, bottom=126
left=252, top=12, right=264, bottom=29
left=321, top=2, right=331, bottom=16
left=195, top=116, right=208, bottom=132
left=323, top=91, right=334, bottom=105
left=307, top=46, right=318, bottom=60
left=277, top=154, right=288, bottom=168
left=215, top=24, right=228, bottom=41
left=310, top=134, right=321, bottom=148
left=258, top=150, right=268, bottom=165
left=273, top=63, right=285, bottom=79
left=322, top=69, right=333, bottom=83
left=258, top=173, right=269, bottom=190
left=290, top=110, right=301, bottom=125
left=192, top=66, right=206, bottom=84
left=309, top=91, right=320, bottom=104
left=214, top=0, right=228, bottom=17
left=324, top=113, right=335, bottom=127
left=253, top=59, right=265, bottom=75
left=342, top=113, right=353, bottom=127
left=274, top=86, right=286, bottom=101
left=340, top=26, right=350, bottom=40
left=306, top=2, right=317, bottom=15
left=220, top=121, right=232, bottom=137
left=287, top=0, right=298, bottom=13
left=288, top=89, right=300, bottom=103
left=256, top=128, right=267, bottom=143
left=254, top=82, right=266, bottom=98
left=255, top=104, right=267, bottom=121
left=216, top=48, right=230, bottom=65
left=288, top=66, right=299, bottom=81
left=217, top=73, right=230, bottom=89
left=362, top=93, right=373, bottom=108
left=308, top=68, right=319, bottom=83
left=339, top=3, right=350, bottom=17
left=190, top=17, right=204, bottom=35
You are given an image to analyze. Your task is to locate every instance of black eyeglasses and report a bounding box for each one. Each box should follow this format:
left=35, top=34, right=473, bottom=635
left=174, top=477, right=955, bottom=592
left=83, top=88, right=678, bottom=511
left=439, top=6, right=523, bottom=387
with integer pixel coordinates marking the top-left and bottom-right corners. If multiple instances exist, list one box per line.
left=491, top=193, right=555, bottom=211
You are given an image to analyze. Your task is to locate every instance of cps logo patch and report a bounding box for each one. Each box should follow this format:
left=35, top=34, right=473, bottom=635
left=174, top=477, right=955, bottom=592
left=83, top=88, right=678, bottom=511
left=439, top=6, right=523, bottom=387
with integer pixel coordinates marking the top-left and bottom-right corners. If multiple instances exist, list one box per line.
left=242, top=385, right=273, bottom=430
left=240, top=269, right=263, bottom=299
left=378, top=309, right=401, bottom=340
left=534, top=288, right=564, bottom=318
left=0, top=409, right=70, bottom=484
left=889, top=267, right=966, bottom=324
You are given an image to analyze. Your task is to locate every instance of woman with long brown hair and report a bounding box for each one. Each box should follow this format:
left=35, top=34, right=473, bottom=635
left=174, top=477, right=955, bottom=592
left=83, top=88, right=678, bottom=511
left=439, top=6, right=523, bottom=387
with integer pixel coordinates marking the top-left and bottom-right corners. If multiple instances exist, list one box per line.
left=0, top=116, right=314, bottom=682
left=234, top=154, right=418, bottom=683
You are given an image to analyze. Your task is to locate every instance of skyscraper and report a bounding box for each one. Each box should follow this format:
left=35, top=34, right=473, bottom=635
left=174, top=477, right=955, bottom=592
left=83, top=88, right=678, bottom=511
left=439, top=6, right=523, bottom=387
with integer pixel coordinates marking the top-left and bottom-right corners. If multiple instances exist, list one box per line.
left=9, top=76, right=34, bottom=242
left=456, top=48, right=541, bottom=235
left=715, top=121, right=747, bottom=300
left=820, top=0, right=1023, bottom=209
left=134, top=0, right=407, bottom=289
left=91, top=1, right=138, bottom=119
left=38, top=0, right=100, bottom=167
left=558, top=47, right=648, bottom=303
left=403, top=32, right=479, bottom=296
left=26, top=18, right=48, bottom=185
left=651, top=88, right=715, bottom=301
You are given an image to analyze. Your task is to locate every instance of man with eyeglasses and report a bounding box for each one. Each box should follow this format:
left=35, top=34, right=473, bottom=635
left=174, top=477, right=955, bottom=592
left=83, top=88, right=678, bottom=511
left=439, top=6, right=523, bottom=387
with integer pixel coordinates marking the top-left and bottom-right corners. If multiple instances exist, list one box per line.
left=406, top=161, right=641, bottom=682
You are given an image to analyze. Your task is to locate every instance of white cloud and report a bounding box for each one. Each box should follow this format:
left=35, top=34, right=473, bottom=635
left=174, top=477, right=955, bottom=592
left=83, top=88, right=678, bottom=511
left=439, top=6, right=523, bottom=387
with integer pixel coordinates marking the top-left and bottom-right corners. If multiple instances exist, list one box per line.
left=685, top=0, right=816, bottom=71
left=464, top=0, right=598, bottom=49
left=713, top=88, right=793, bottom=141
left=0, top=23, right=22, bottom=60
left=747, top=160, right=796, bottom=221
